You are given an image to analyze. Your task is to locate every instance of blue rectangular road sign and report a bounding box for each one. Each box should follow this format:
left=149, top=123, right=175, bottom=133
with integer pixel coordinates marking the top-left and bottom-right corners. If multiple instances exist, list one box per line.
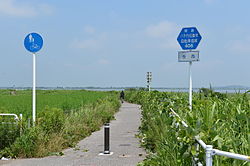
left=177, top=27, right=202, bottom=50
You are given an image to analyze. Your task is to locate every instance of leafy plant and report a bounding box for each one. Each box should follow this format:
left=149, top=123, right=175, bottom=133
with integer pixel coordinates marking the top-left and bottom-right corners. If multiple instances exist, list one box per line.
left=0, top=90, right=120, bottom=158
left=125, top=90, right=250, bottom=166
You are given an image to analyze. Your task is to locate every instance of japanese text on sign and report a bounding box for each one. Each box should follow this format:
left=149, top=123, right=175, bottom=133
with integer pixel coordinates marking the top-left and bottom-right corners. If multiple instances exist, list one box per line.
left=177, top=27, right=202, bottom=50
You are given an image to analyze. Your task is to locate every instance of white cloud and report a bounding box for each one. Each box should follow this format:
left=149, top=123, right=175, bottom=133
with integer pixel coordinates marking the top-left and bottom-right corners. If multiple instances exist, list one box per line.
left=70, top=33, right=107, bottom=50
left=222, top=26, right=250, bottom=53
left=143, top=21, right=179, bottom=49
left=83, top=25, right=96, bottom=34
left=38, top=4, right=54, bottom=15
left=160, top=40, right=179, bottom=49
left=0, top=0, right=36, bottom=17
left=71, top=38, right=99, bottom=49
left=145, top=21, right=178, bottom=38
left=0, top=0, right=53, bottom=17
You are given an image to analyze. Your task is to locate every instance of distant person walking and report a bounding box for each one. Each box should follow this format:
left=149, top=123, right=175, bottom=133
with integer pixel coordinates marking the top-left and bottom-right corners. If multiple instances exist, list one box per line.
left=120, top=90, right=125, bottom=103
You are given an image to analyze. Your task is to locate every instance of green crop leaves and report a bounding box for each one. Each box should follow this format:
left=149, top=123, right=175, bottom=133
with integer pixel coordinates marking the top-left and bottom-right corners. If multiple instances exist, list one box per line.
left=38, top=107, right=66, bottom=134
left=126, top=90, right=250, bottom=166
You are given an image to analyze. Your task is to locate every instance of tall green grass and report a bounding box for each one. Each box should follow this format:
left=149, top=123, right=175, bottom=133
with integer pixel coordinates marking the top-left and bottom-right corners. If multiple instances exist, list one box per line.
left=126, top=90, right=250, bottom=166
left=0, top=90, right=120, bottom=158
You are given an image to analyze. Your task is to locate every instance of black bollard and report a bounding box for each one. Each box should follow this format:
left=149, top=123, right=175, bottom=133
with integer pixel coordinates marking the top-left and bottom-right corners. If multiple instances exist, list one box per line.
left=104, top=123, right=110, bottom=154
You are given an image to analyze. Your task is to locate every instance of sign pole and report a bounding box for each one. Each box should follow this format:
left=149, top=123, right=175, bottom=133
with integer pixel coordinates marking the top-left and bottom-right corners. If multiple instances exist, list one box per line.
left=24, top=32, right=43, bottom=127
left=177, top=27, right=202, bottom=110
left=146, top=72, right=152, bottom=91
left=189, top=61, right=192, bottom=110
left=32, top=53, right=36, bottom=126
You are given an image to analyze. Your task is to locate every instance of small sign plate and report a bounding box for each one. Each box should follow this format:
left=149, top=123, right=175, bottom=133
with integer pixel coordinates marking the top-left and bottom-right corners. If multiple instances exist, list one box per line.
left=178, top=51, right=199, bottom=62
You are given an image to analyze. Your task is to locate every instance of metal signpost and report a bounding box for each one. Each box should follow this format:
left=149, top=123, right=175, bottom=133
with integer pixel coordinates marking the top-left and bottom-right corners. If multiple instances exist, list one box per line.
left=177, top=27, right=202, bottom=110
left=24, top=32, right=43, bottom=126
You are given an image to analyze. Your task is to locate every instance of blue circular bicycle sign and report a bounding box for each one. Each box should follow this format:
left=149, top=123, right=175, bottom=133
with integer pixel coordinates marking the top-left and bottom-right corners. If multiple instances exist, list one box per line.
left=24, top=33, right=43, bottom=53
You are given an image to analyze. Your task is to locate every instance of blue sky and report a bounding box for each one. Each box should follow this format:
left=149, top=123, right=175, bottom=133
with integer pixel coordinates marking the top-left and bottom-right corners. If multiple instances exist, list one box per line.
left=0, top=0, right=249, bottom=88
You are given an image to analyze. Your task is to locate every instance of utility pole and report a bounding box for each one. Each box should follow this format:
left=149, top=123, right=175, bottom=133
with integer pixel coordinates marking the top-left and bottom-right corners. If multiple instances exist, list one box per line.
left=146, top=72, right=152, bottom=91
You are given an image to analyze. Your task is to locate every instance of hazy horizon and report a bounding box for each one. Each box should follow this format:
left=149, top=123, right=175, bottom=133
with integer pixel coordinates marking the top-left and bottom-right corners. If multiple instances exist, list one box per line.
left=1, top=85, right=249, bottom=89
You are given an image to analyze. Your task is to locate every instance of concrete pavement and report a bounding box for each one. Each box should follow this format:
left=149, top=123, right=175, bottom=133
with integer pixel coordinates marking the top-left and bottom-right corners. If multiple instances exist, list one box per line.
left=1, top=102, right=146, bottom=166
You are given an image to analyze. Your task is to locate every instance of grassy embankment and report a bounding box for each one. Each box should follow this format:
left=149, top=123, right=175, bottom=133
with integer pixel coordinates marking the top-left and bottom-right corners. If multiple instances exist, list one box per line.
left=125, top=90, right=249, bottom=166
left=0, top=90, right=120, bottom=158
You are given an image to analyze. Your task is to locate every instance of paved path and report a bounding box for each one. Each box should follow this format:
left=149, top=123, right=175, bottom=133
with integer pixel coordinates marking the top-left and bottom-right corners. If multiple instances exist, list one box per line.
left=1, top=102, right=146, bottom=166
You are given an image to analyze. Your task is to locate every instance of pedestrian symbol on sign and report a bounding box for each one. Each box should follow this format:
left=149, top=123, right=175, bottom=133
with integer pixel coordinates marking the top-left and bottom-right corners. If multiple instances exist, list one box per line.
left=28, top=34, right=40, bottom=51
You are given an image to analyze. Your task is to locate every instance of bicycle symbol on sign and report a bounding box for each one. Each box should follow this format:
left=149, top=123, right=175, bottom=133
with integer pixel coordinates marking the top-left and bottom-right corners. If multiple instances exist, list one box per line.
left=29, top=34, right=40, bottom=51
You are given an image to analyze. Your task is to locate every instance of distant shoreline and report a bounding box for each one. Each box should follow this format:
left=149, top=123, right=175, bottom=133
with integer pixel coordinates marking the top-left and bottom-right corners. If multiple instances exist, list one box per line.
left=0, top=86, right=249, bottom=92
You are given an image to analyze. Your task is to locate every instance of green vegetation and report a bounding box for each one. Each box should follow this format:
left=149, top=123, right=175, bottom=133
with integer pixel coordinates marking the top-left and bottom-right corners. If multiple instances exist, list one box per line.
left=125, top=90, right=250, bottom=166
left=0, top=90, right=120, bottom=158
left=0, top=90, right=110, bottom=117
